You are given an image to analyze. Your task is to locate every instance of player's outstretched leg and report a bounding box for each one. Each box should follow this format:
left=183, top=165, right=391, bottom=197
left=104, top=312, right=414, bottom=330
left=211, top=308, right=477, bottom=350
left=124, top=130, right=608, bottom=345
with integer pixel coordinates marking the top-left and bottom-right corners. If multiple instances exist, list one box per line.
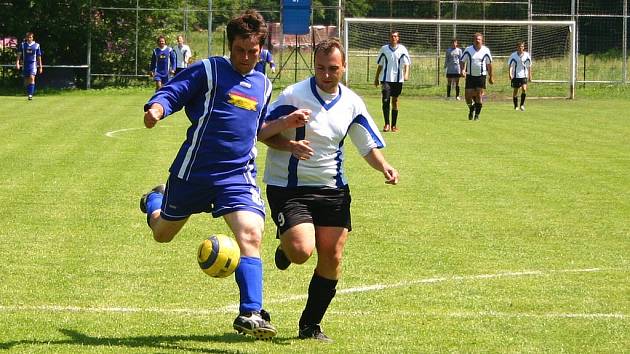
left=233, top=309, right=277, bottom=340
left=139, top=184, right=165, bottom=226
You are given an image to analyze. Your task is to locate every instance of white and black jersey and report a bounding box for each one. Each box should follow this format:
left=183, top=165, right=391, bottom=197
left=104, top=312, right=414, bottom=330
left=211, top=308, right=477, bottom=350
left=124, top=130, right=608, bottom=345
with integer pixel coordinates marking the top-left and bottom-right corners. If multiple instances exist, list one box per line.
left=461, top=45, right=493, bottom=77
left=508, top=51, right=532, bottom=79
left=376, top=44, right=411, bottom=83
left=263, top=77, right=385, bottom=188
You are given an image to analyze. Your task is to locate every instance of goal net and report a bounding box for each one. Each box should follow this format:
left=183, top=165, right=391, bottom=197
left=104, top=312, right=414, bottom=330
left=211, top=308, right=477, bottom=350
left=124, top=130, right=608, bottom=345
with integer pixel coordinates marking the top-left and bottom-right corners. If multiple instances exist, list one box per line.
left=344, top=18, right=576, bottom=98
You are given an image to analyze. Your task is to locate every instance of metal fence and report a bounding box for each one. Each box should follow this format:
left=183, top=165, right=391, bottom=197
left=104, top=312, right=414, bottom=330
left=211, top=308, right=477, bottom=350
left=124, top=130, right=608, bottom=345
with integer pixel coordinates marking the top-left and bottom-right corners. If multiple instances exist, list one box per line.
left=1, top=0, right=627, bottom=88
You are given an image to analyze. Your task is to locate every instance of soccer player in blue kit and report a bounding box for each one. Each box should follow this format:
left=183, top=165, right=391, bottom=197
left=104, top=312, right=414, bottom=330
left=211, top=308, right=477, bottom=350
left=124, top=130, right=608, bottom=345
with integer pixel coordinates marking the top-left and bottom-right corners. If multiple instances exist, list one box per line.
left=149, top=35, right=176, bottom=91
left=139, top=10, right=307, bottom=340
left=15, top=32, right=42, bottom=100
left=254, top=47, right=275, bottom=75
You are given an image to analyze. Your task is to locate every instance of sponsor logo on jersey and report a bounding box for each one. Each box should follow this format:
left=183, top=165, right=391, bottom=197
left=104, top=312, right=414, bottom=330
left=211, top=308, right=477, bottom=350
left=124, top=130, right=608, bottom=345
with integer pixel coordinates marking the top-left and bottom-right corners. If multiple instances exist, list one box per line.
left=228, top=90, right=258, bottom=111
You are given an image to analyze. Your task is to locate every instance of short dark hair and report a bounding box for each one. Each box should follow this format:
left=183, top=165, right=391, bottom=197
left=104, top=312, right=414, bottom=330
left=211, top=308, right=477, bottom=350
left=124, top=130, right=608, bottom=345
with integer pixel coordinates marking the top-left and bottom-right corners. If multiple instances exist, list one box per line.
left=226, top=10, right=268, bottom=48
left=156, top=35, right=166, bottom=44
left=314, top=37, right=345, bottom=65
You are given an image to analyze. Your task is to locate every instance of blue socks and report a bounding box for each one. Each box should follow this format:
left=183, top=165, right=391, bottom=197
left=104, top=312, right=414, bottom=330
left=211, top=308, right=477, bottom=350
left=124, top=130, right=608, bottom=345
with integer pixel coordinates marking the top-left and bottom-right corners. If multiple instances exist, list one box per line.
left=27, top=84, right=35, bottom=96
left=145, top=192, right=163, bottom=226
left=235, top=256, right=263, bottom=314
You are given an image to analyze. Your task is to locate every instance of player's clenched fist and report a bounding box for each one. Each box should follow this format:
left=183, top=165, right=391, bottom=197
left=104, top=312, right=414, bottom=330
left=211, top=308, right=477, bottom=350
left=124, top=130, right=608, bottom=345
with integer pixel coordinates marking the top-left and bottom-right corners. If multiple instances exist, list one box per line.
left=144, top=103, right=164, bottom=128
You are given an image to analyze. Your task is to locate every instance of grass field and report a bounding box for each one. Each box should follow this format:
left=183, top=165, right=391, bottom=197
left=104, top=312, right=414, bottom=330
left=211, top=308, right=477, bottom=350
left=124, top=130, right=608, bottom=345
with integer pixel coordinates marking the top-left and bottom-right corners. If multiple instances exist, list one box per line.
left=0, top=88, right=628, bottom=353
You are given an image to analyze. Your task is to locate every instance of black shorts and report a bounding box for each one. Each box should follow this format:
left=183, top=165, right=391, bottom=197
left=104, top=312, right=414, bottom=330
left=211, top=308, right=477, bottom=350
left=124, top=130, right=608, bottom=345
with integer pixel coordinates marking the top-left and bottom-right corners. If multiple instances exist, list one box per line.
left=465, top=75, right=487, bottom=90
left=446, top=73, right=461, bottom=79
left=511, top=78, right=528, bottom=88
left=266, top=185, right=352, bottom=237
left=381, top=81, right=403, bottom=98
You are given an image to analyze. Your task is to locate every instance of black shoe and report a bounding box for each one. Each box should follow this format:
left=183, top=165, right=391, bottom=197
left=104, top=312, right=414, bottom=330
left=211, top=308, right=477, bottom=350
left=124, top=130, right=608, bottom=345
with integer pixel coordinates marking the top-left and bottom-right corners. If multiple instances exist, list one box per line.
left=274, top=245, right=291, bottom=270
left=139, top=184, right=165, bottom=213
left=233, top=310, right=277, bottom=340
left=299, top=324, right=333, bottom=343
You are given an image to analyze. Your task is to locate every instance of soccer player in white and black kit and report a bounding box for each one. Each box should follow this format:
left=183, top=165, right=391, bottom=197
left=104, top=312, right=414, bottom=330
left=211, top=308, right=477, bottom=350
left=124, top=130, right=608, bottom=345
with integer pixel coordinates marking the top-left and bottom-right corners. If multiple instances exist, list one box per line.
left=460, top=32, right=494, bottom=120
left=374, top=31, right=410, bottom=132
left=444, top=38, right=463, bottom=100
left=261, top=38, right=399, bottom=342
left=173, top=34, right=192, bottom=75
left=139, top=10, right=304, bottom=341
left=508, top=41, right=532, bottom=111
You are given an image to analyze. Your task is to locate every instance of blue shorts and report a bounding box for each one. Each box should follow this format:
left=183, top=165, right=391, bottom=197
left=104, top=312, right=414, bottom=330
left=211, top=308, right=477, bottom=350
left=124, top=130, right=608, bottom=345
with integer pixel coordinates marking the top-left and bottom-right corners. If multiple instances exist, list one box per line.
left=160, top=175, right=265, bottom=221
left=153, top=74, right=169, bottom=84
left=23, top=65, right=37, bottom=77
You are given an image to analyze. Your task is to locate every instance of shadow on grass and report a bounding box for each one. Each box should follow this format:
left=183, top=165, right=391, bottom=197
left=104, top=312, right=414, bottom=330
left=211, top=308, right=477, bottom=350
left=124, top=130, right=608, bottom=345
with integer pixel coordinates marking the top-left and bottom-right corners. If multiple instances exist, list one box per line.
left=0, top=328, right=292, bottom=352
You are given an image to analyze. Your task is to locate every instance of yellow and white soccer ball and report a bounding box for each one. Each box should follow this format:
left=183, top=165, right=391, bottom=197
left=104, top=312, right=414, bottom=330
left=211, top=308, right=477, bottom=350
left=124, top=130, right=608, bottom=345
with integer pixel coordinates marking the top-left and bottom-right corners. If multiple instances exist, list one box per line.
left=197, top=234, right=241, bottom=278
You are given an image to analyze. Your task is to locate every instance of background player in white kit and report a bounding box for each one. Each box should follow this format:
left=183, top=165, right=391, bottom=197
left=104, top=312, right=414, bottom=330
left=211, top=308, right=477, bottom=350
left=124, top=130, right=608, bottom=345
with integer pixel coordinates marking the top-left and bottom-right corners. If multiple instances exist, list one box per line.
left=508, top=41, right=532, bottom=111
left=373, top=31, right=410, bottom=132
left=261, top=38, right=399, bottom=342
left=444, top=38, right=463, bottom=100
left=460, top=32, right=494, bottom=120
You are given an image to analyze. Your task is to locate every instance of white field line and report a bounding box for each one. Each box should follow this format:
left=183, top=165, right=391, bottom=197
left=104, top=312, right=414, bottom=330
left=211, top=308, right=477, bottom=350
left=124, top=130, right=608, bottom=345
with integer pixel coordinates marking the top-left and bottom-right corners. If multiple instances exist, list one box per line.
left=0, top=267, right=626, bottom=320
left=105, top=125, right=181, bottom=138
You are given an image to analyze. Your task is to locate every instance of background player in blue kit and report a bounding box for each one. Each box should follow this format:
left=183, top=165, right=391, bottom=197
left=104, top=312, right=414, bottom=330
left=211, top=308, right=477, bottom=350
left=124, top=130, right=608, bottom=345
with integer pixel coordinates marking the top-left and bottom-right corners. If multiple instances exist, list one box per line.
left=149, top=35, right=176, bottom=91
left=261, top=38, right=399, bottom=342
left=139, top=10, right=306, bottom=340
left=254, top=46, right=275, bottom=75
left=15, top=32, right=42, bottom=100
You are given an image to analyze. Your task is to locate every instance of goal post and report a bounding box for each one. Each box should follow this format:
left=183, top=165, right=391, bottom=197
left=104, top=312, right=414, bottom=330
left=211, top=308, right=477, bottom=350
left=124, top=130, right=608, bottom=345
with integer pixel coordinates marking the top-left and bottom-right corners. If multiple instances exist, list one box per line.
left=344, top=18, right=577, bottom=99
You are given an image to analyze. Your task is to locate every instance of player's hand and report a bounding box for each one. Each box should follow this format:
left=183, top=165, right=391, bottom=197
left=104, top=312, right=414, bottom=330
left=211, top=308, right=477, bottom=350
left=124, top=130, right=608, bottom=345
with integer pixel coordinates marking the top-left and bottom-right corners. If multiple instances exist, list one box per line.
left=290, top=140, right=314, bottom=160
left=16, top=63, right=20, bottom=70
left=489, top=76, right=494, bottom=85
left=383, top=165, right=399, bottom=185
left=38, top=67, right=43, bottom=74
left=271, top=66, right=276, bottom=73
left=283, top=109, right=311, bottom=129
left=144, top=103, right=164, bottom=129
left=374, top=79, right=380, bottom=87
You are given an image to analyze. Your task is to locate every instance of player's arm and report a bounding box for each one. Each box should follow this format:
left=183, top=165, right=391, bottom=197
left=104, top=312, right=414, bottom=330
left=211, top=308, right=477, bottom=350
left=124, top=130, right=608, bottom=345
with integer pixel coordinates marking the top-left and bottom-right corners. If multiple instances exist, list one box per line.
left=144, top=103, right=164, bottom=128
left=185, top=48, right=192, bottom=64
left=37, top=54, right=43, bottom=74
left=15, top=51, right=21, bottom=70
left=169, top=50, right=176, bottom=74
left=487, top=63, right=494, bottom=84
left=374, top=65, right=383, bottom=87
left=403, top=63, right=410, bottom=81
left=257, top=109, right=311, bottom=141
left=144, top=61, right=205, bottom=126
left=267, top=52, right=276, bottom=73
left=260, top=134, right=314, bottom=160
left=149, top=50, right=156, bottom=76
left=362, top=148, right=399, bottom=185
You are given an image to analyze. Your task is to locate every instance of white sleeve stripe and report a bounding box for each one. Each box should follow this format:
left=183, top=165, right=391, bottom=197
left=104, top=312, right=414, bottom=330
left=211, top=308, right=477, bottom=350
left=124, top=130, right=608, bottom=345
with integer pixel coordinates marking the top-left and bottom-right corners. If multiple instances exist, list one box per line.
left=177, top=58, right=215, bottom=180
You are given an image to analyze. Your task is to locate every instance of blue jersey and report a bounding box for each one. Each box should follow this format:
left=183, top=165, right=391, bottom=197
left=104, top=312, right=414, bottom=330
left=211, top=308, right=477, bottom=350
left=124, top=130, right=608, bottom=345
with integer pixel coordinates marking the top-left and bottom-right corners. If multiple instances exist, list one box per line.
left=18, top=41, right=41, bottom=66
left=145, top=56, right=272, bottom=185
left=150, top=46, right=176, bottom=76
left=254, top=49, right=274, bottom=74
